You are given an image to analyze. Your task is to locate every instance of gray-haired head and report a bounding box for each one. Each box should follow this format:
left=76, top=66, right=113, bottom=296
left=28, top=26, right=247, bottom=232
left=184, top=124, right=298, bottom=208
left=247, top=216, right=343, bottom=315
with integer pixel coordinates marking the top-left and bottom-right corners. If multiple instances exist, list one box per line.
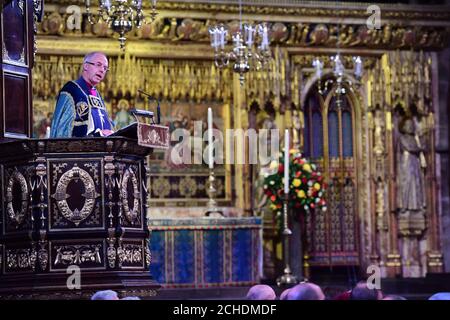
left=83, top=51, right=107, bottom=64
left=91, top=290, right=119, bottom=300
left=246, top=284, right=276, bottom=300
left=279, top=288, right=291, bottom=300
left=350, top=281, right=383, bottom=300
left=286, top=283, right=325, bottom=300
left=428, top=292, right=450, bottom=300
left=382, top=294, right=407, bottom=300
left=121, top=296, right=141, bottom=300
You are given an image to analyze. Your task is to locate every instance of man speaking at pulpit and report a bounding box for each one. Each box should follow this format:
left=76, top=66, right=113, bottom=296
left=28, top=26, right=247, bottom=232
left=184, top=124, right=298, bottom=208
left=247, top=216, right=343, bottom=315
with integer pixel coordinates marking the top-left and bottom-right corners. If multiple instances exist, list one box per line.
left=50, top=51, right=115, bottom=138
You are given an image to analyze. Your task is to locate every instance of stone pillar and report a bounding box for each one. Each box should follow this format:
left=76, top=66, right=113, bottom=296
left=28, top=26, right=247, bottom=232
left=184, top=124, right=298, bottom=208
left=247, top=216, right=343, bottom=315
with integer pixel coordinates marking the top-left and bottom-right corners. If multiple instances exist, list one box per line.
left=436, top=47, right=450, bottom=272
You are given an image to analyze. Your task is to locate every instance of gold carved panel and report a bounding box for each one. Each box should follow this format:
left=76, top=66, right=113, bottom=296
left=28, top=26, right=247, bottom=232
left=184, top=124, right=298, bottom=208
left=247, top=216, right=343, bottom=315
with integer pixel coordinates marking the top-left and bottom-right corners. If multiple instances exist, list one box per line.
left=48, top=159, right=104, bottom=231
left=49, top=240, right=106, bottom=271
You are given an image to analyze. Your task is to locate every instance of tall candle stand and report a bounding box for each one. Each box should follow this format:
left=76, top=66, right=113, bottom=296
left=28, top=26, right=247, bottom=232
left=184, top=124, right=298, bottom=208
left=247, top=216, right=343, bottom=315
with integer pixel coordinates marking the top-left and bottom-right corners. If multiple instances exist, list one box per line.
left=205, top=167, right=223, bottom=217
left=276, top=193, right=299, bottom=286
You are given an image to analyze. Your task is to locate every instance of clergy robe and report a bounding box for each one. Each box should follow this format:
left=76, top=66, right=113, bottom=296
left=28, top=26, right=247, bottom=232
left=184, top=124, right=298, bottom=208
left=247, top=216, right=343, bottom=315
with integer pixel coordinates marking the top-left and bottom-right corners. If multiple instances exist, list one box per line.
left=50, top=77, right=114, bottom=138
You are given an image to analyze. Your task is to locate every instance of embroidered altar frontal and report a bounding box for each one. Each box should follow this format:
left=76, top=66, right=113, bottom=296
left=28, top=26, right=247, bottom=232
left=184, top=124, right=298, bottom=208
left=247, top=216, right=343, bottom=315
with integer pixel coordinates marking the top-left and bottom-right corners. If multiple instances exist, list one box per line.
left=149, top=217, right=262, bottom=288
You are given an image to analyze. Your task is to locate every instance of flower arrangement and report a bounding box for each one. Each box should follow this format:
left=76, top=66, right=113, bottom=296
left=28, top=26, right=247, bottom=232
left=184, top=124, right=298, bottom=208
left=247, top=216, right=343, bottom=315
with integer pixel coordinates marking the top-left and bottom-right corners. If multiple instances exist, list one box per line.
left=263, top=150, right=327, bottom=219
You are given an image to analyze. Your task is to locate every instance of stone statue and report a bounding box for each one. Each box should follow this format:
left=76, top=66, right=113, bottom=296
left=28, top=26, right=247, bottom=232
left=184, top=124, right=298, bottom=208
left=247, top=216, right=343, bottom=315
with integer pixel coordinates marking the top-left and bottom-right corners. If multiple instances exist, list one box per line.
left=396, top=117, right=426, bottom=236
left=292, top=109, right=302, bottom=150
left=373, top=109, right=385, bottom=159
left=396, top=116, right=427, bottom=278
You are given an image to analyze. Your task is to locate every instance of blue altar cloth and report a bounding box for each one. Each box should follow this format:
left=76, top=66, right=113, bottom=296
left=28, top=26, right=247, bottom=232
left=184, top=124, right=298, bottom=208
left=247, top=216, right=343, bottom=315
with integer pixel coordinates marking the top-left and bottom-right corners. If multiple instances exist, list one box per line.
left=148, top=217, right=262, bottom=288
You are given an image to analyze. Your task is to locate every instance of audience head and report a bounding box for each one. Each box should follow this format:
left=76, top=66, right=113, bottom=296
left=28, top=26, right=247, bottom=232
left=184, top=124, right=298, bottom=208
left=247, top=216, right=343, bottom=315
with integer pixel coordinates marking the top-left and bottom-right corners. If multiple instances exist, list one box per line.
left=382, top=294, right=407, bottom=300
left=246, top=284, right=276, bottom=300
left=333, top=290, right=351, bottom=300
left=121, top=296, right=141, bottom=300
left=350, top=281, right=383, bottom=300
left=286, top=282, right=325, bottom=300
left=91, top=290, right=119, bottom=300
left=428, top=292, right=450, bottom=300
left=279, top=288, right=291, bottom=300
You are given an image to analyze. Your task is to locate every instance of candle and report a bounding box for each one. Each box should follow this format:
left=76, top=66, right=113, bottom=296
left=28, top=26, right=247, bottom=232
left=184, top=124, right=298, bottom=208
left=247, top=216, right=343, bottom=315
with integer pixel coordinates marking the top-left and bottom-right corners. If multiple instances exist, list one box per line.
left=219, top=26, right=227, bottom=50
left=208, top=108, right=213, bottom=169
left=284, top=129, right=289, bottom=194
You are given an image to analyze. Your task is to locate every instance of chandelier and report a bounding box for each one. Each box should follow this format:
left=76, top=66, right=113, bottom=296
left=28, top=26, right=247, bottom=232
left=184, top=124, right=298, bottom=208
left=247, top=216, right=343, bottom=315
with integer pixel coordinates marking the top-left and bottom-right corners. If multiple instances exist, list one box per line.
left=208, top=0, right=271, bottom=85
left=85, top=0, right=158, bottom=50
left=312, top=25, right=363, bottom=108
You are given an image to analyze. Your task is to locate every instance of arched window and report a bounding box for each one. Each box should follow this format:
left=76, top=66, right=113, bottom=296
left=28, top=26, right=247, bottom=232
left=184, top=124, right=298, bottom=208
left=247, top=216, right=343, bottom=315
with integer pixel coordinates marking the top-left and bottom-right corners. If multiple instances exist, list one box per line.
left=302, top=82, right=359, bottom=269
left=303, top=93, right=323, bottom=159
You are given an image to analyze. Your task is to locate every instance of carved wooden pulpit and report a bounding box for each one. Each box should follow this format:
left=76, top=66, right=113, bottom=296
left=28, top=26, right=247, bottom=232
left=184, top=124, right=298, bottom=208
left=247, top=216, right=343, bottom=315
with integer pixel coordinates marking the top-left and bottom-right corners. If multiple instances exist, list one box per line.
left=0, top=0, right=170, bottom=297
left=0, top=134, right=167, bottom=299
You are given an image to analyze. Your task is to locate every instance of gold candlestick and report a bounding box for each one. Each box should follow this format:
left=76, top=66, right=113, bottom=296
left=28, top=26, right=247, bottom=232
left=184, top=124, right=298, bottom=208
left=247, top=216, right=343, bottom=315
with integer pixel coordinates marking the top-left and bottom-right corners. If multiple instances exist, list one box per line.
left=205, top=168, right=223, bottom=217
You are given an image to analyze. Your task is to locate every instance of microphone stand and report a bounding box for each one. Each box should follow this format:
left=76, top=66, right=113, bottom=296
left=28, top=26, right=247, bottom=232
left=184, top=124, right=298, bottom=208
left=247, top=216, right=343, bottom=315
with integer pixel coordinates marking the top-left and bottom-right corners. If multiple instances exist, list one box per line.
left=138, top=89, right=161, bottom=124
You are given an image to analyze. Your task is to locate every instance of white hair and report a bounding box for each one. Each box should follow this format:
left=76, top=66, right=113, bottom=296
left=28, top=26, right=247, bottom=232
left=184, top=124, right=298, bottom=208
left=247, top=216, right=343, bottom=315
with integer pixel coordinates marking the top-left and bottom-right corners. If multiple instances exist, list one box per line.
left=246, top=284, right=276, bottom=300
left=83, top=51, right=107, bottom=64
left=429, top=292, right=450, bottom=300
left=91, top=290, right=119, bottom=300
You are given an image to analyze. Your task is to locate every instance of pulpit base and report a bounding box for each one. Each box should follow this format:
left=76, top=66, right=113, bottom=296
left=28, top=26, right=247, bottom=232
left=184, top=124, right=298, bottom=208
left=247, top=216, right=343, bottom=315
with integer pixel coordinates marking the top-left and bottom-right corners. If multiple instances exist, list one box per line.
left=0, top=137, right=162, bottom=299
left=0, top=271, right=160, bottom=299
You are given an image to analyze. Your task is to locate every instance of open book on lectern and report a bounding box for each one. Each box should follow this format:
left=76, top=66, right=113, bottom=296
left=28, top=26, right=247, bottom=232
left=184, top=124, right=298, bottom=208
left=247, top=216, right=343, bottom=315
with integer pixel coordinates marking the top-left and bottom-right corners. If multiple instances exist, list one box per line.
left=111, top=109, right=169, bottom=149
left=110, top=109, right=154, bottom=139
left=110, top=122, right=138, bottom=139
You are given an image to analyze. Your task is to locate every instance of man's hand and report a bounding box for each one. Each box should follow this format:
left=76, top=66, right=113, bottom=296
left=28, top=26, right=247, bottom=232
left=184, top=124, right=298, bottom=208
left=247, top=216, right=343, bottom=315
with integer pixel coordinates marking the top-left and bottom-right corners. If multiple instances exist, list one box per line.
left=100, top=129, right=115, bottom=137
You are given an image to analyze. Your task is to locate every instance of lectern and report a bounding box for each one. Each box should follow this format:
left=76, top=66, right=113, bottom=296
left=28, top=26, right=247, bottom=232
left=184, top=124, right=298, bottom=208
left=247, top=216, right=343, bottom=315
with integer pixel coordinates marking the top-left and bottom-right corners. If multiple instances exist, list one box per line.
left=0, top=135, right=162, bottom=299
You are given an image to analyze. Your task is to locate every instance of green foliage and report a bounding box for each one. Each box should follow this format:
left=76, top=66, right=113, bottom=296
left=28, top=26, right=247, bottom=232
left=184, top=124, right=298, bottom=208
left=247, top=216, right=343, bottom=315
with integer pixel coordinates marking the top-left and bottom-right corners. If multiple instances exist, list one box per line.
left=263, top=150, right=327, bottom=220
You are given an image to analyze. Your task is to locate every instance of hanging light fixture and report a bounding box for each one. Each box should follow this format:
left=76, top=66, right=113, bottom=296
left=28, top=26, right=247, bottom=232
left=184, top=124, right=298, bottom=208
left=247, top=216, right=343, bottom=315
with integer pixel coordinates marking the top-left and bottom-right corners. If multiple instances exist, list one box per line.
left=85, top=0, right=158, bottom=50
left=208, top=0, right=271, bottom=85
left=312, top=57, right=324, bottom=94
left=312, top=25, right=363, bottom=106
left=331, top=52, right=346, bottom=107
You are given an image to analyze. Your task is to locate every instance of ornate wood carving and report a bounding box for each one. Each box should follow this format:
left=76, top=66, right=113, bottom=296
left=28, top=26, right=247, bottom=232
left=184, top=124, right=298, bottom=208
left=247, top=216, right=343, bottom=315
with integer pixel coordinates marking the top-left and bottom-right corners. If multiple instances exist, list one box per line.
left=52, top=164, right=100, bottom=227
left=23, top=0, right=449, bottom=280
left=37, top=1, right=450, bottom=52
left=1, top=0, right=36, bottom=139
left=0, top=138, right=159, bottom=297
left=49, top=160, right=103, bottom=230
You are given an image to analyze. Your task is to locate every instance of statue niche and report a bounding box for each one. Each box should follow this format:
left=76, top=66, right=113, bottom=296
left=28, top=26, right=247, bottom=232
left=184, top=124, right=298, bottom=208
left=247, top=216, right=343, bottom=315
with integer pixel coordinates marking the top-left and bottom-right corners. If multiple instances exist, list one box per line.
left=396, top=117, right=427, bottom=236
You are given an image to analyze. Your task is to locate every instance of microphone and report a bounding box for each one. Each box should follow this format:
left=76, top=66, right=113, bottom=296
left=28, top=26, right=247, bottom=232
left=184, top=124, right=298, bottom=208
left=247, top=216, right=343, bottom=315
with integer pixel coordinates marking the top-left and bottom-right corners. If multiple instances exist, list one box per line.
left=138, top=89, right=161, bottom=124
left=130, top=109, right=154, bottom=118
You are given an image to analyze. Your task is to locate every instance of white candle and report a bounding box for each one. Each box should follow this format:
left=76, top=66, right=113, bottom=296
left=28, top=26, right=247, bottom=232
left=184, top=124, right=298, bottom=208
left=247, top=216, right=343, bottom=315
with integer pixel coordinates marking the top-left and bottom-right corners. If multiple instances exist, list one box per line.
left=284, top=129, right=289, bottom=194
left=208, top=108, right=214, bottom=169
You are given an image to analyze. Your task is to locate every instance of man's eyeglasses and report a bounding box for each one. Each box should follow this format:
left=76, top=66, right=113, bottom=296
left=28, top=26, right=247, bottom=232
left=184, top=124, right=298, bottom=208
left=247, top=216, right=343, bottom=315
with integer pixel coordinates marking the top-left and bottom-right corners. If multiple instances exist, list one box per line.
left=85, top=61, right=109, bottom=72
